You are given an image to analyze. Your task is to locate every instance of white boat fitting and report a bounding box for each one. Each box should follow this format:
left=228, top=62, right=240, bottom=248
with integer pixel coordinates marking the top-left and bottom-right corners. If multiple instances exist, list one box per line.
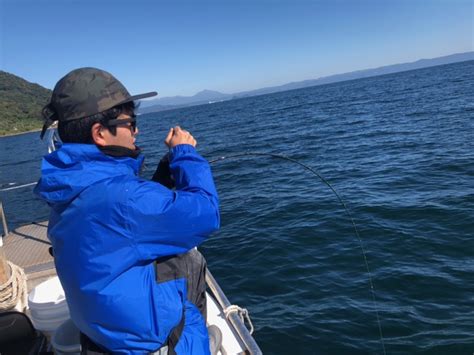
left=206, top=271, right=261, bottom=354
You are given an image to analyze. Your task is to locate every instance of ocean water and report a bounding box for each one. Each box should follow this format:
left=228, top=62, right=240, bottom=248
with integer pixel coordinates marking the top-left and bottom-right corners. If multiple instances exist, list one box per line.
left=1, top=60, right=473, bottom=354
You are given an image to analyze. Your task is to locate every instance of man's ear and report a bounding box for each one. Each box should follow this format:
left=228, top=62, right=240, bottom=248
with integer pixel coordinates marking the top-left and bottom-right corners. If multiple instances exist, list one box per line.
left=91, top=123, right=108, bottom=146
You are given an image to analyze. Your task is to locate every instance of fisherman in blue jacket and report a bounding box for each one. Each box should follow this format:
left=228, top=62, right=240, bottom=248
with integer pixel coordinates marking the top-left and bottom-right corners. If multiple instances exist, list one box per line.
left=34, top=68, right=220, bottom=354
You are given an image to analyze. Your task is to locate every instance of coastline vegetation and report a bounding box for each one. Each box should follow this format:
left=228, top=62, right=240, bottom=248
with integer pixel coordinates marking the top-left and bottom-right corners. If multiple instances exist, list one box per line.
left=0, top=71, right=51, bottom=136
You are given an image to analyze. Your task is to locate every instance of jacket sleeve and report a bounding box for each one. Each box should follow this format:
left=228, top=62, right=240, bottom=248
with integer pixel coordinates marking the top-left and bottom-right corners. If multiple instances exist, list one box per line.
left=126, top=144, right=220, bottom=261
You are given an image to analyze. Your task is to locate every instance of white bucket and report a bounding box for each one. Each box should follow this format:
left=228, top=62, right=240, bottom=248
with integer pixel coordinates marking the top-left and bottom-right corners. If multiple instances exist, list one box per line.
left=52, top=319, right=81, bottom=354
left=28, top=276, right=70, bottom=333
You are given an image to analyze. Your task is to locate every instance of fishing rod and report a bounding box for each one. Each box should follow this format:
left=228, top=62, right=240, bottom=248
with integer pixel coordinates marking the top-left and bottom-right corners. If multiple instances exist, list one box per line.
left=209, top=152, right=386, bottom=355
left=1, top=149, right=386, bottom=354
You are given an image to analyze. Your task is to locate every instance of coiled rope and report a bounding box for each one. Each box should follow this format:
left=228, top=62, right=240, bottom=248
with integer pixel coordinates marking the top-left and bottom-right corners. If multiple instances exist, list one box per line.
left=209, top=152, right=386, bottom=355
left=0, top=261, right=28, bottom=312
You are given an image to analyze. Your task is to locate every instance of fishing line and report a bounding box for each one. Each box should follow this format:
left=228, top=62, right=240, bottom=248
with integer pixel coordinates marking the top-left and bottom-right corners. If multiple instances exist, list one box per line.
left=0, top=150, right=386, bottom=353
left=209, top=152, right=386, bottom=355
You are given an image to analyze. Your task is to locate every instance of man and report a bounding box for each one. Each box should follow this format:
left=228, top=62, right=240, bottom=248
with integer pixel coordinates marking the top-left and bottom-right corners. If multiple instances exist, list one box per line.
left=34, top=67, right=220, bottom=354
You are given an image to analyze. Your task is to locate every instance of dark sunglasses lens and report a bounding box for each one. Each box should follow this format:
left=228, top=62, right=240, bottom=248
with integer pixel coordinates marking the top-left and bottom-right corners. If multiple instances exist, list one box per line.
left=107, top=117, right=137, bottom=132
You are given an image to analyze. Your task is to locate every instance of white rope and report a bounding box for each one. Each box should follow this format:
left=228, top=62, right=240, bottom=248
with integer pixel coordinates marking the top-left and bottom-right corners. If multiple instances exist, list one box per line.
left=223, top=304, right=254, bottom=335
left=0, top=261, right=28, bottom=312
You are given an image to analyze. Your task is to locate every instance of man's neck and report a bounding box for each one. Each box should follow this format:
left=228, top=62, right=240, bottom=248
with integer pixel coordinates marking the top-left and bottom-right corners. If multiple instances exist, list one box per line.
left=98, top=145, right=142, bottom=159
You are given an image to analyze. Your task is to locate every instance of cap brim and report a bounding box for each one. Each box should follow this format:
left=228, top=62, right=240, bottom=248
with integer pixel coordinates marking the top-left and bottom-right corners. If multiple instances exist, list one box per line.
left=119, top=91, right=158, bottom=105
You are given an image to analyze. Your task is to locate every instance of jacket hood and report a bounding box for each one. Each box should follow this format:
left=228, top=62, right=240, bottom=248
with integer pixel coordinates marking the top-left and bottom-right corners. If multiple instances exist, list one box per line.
left=34, top=143, right=144, bottom=205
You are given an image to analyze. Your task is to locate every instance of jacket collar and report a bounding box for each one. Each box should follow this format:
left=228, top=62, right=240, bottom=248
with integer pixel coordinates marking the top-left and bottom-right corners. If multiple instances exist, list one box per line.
left=34, top=143, right=144, bottom=205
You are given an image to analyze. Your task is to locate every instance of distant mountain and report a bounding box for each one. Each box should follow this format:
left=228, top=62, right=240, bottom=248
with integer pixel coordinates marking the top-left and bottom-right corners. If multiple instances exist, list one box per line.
left=139, top=51, right=474, bottom=114
left=0, top=71, right=52, bottom=136
left=234, top=52, right=474, bottom=97
left=139, top=89, right=232, bottom=113
left=3, top=52, right=472, bottom=134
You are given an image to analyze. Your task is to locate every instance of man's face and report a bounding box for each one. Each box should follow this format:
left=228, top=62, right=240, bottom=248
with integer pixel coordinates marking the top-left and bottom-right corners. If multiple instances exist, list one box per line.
left=101, top=113, right=138, bottom=149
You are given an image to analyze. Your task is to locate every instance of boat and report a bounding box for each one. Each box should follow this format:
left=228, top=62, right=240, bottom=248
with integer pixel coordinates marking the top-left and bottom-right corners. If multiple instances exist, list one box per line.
left=0, top=127, right=262, bottom=354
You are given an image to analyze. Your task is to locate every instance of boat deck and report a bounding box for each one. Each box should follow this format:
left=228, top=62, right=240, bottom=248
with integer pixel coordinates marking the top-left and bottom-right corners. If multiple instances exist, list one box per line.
left=3, top=221, right=56, bottom=291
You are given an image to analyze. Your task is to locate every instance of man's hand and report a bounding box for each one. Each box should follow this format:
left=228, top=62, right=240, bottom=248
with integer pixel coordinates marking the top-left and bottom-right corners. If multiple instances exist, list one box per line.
left=165, top=126, right=197, bottom=148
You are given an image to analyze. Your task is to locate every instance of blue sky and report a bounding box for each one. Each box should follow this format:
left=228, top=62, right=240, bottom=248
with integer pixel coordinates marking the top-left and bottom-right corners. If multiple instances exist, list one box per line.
left=1, top=0, right=472, bottom=97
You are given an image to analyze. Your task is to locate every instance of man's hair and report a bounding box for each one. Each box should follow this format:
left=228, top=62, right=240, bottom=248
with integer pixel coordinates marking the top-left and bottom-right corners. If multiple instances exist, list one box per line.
left=58, top=101, right=136, bottom=144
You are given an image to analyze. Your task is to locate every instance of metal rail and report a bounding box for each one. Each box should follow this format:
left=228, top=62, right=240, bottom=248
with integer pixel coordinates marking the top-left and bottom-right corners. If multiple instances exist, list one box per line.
left=0, top=182, right=37, bottom=192
left=0, top=201, right=8, bottom=243
left=0, top=127, right=60, bottom=193
left=206, top=270, right=262, bottom=355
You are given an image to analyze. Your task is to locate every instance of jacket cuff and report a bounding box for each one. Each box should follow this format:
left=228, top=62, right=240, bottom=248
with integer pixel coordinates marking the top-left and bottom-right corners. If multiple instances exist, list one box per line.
left=170, top=144, right=197, bottom=158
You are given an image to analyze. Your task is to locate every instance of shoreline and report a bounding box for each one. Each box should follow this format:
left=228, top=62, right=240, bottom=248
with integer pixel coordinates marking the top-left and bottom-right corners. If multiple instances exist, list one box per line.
left=0, top=128, right=42, bottom=138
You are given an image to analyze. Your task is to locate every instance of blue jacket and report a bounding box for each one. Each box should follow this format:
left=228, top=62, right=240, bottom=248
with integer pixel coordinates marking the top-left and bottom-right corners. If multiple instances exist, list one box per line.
left=34, top=143, right=220, bottom=354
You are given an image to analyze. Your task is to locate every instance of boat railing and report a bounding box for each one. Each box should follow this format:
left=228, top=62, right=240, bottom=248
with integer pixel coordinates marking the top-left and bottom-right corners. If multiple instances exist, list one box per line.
left=0, top=201, right=9, bottom=247
left=206, top=270, right=262, bottom=355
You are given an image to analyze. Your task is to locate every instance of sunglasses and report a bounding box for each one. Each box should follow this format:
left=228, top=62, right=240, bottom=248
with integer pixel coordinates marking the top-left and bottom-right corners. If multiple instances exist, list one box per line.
left=106, top=116, right=137, bottom=133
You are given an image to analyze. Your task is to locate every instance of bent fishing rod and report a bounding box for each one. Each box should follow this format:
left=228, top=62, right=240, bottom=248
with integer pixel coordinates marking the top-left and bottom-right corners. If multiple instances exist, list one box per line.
left=1, top=151, right=386, bottom=354
left=208, top=152, right=386, bottom=355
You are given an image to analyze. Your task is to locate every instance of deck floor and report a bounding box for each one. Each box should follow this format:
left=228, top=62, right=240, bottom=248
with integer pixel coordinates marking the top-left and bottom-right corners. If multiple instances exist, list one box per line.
left=3, top=221, right=56, bottom=291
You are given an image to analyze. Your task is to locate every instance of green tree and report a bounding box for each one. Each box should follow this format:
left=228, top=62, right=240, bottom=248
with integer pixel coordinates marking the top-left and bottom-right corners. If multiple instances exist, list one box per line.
left=0, top=71, right=51, bottom=136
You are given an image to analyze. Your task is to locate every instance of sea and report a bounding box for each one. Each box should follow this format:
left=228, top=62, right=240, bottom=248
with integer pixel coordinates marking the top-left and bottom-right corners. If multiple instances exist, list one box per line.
left=0, top=60, right=473, bottom=354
